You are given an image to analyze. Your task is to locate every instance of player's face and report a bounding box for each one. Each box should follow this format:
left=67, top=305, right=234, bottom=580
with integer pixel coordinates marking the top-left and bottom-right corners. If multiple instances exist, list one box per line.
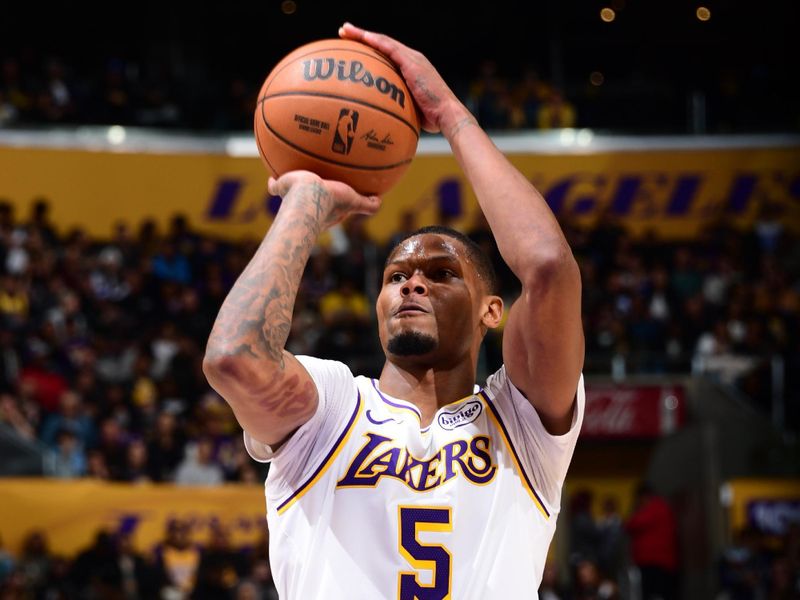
left=377, top=233, right=486, bottom=364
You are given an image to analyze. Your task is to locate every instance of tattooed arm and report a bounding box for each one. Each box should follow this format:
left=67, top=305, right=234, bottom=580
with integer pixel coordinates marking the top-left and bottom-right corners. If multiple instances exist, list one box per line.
left=203, top=171, right=380, bottom=446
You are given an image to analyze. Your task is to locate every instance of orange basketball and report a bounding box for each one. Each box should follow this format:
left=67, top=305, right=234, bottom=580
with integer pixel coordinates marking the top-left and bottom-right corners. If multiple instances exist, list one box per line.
left=254, top=39, right=420, bottom=196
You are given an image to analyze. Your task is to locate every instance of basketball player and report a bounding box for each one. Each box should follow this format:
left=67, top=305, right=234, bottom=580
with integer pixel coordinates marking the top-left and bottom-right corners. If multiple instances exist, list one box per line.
left=204, top=23, right=584, bottom=599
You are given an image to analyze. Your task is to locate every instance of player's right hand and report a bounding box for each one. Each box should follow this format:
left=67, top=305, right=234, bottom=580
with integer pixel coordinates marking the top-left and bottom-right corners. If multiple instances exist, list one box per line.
left=268, top=170, right=382, bottom=229
left=339, top=22, right=471, bottom=137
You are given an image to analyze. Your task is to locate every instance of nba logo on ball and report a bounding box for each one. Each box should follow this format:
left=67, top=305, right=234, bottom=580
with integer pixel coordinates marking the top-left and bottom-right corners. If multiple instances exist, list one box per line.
left=332, top=109, right=359, bottom=155
left=254, top=39, right=420, bottom=195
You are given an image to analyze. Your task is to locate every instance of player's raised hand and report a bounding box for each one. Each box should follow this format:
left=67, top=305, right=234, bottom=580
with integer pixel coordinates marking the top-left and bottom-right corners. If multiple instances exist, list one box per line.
left=268, top=170, right=381, bottom=229
left=339, top=22, right=470, bottom=136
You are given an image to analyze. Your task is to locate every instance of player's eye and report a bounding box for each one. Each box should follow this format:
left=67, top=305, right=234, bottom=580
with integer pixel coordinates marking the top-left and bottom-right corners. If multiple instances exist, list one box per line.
left=433, top=269, right=456, bottom=281
left=389, top=272, right=407, bottom=283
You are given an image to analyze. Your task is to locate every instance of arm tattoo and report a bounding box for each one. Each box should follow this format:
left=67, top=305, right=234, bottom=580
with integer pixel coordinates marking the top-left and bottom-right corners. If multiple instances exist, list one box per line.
left=414, top=75, right=441, bottom=104
left=447, top=116, right=478, bottom=141
left=206, top=182, right=329, bottom=371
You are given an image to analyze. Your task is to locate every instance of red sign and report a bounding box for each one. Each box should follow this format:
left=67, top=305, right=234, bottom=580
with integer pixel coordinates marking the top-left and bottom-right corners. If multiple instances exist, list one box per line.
left=581, top=384, right=686, bottom=439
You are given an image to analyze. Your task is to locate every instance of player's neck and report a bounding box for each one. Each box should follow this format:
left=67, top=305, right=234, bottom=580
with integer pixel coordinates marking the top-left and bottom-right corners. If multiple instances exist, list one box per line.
left=378, top=359, right=477, bottom=427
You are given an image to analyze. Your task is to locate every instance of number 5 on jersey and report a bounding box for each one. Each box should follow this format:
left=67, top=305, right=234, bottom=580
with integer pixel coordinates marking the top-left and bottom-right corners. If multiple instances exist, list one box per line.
left=397, top=506, right=452, bottom=600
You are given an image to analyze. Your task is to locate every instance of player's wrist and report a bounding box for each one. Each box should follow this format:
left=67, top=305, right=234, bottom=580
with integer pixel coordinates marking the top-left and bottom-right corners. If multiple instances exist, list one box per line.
left=439, top=103, right=478, bottom=142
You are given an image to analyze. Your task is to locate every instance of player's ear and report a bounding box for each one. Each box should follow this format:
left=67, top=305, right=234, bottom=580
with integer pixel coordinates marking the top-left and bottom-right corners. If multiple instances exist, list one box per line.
left=481, top=295, right=503, bottom=329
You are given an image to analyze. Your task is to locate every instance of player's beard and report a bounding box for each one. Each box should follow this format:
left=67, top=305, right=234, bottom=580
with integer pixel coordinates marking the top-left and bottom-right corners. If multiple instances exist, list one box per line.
left=387, top=331, right=437, bottom=356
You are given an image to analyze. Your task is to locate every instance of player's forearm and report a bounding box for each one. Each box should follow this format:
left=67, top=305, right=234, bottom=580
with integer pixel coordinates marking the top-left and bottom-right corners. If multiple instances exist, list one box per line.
left=442, top=106, right=575, bottom=282
left=204, top=181, right=329, bottom=377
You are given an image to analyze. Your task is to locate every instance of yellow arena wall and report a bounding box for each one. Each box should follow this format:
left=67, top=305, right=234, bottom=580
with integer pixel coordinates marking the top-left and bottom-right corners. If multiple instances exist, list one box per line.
left=0, top=479, right=266, bottom=555
left=2, top=142, right=798, bottom=244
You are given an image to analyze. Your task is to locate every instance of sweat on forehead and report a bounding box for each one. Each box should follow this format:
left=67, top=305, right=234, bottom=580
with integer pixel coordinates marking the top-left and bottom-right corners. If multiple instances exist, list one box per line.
left=384, top=226, right=499, bottom=295
left=390, top=233, right=464, bottom=260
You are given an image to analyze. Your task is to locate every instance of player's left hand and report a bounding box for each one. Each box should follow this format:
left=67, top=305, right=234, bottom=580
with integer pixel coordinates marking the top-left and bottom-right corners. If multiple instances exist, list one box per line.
left=339, top=22, right=470, bottom=136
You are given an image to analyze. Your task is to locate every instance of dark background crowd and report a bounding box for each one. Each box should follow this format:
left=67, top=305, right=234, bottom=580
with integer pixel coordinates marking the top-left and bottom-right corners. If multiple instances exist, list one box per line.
left=0, top=1, right=798, bottom=134
left=546, top=485, right=800, bottom=600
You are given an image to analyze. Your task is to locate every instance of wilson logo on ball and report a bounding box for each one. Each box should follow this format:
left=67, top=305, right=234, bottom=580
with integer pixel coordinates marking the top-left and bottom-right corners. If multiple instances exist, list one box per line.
left=331, top=109, right=359, bottom=155
left=303, top=59, right=407, bottom=108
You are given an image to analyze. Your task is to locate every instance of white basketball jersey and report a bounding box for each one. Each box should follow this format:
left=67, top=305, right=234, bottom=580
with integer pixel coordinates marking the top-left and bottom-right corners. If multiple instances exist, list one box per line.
left=245, top=356, right=585, bottom=600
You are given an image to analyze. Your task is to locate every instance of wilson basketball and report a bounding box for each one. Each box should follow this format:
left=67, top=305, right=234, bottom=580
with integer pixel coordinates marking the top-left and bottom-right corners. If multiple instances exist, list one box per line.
left=254, top=39, right=420, bottom=196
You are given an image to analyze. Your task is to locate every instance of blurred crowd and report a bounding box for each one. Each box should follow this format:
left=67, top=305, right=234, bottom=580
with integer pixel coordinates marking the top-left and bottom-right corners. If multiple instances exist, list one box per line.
left=0, top=521, right=278, bottom=599
left=561, top=207, right=799, bottom=426
left=3, top=51, right=793, bottom=134
left=717, top=522, right=800, bottom=600
left=0, top=196, right=797, bottom=485
left=541, top=486, right=800, bottom=600
left=542, top=484, right=681, bottom=600
left=0, top=55, right=251, bottom=131
left=0, top=53, right=576, bottom=133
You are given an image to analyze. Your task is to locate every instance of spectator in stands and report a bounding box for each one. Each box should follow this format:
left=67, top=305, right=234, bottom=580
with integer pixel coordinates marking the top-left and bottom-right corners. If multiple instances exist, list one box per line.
left=571, top=557, right=619, bottom=600
left=513, top=66, right=551, bottom=129
left=121, top=437, right=151, bottom=482
left=16, top=530, right=53, bottom=595
left=39, top=389, right=94, bottom=448
left=0, top=90, right=17, bottom=125
left=174, top=436, right=224, bottom=486
left=624, top=483, right=679, bottom=600
left=154, top=519, right=201, bottom=598
left=318, top=274, right=370, bottom=328
left=0, top=58, right=33, bottom=121
left=89, top=246, right=130, bottom=302
left=86, top=449, right=111, bottom=480
left=596, top=496, right=627, bottom=590
left=466, top=59, right=511, bottom=130
left=19, top=343, right=68, bottom=414
left=52, top=428, right=87, bottom=478
left=116, top=530, right=163, bottom=598
left=37, top=59, right=75, bottom=123
left=96, top=416, right=129, bottom=480
left=537, top=89, right=577, bottom=129
left=69, top=529, right=124, bottom=596
left=193, top=524, right=248, bottom=599
left=0, top=274, right=29, bottom=326
left=152, top=240, right=191, bottom=285
left=27, top=199, right=59, bottom=248
left=718, top=525, right=772, bottom=600
left=147, top=410, right=185, bottom=481
left=0, top=392, right=36, bottom=440
left=0, top=535, right=15, bottom=587
left=569, top=488, right=601, bottom=567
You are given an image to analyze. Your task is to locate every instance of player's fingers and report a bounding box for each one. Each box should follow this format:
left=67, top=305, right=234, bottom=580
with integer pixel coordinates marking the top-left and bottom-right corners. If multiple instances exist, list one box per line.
left=339, top=23, right=411, bottom=62
left=267, top=177, right=280, bottom=196
left=353, top=195, right=382, bottom=216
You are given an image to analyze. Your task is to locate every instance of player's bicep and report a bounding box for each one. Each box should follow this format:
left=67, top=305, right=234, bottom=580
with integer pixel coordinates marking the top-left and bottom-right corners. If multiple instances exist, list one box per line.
left=206, top=350, right=318, bottom=447
left=502, top=263, right=584, bottom=434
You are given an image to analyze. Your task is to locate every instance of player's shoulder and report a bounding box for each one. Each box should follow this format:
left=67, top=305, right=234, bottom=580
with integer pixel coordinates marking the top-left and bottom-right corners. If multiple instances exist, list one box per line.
left=296, top=354, right=353, bottom=374
left=483, top=364, right=514, bottom=400
left=353, top=374, right=385, bottom=405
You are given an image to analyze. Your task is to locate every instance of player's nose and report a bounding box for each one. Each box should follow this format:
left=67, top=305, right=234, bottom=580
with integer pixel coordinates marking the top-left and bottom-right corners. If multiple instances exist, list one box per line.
left=401, top=272, right=428, bottom=296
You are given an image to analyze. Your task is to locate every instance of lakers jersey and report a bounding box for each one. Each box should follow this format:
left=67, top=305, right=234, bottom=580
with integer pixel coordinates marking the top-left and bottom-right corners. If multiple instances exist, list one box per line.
left=245, top=356, right=585, bottom=599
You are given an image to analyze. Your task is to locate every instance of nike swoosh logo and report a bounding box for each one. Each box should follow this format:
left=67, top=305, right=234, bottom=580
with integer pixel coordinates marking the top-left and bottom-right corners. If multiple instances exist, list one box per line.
left=366, top=409, right=402, bottom=426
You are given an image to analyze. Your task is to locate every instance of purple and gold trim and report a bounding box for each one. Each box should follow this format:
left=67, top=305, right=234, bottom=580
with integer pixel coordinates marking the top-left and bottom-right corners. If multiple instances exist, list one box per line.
left=371, top=379, right=432, bottom=432
left=478, top=390, right=550, bottom=518
left=371, top=379, right=422, bottom=420
left=275, top=391, right=363, bottom=515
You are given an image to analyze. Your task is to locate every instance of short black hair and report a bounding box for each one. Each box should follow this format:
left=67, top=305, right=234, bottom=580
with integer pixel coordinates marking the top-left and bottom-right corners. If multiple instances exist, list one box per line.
left=385, top=225, right=499, bottom=295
